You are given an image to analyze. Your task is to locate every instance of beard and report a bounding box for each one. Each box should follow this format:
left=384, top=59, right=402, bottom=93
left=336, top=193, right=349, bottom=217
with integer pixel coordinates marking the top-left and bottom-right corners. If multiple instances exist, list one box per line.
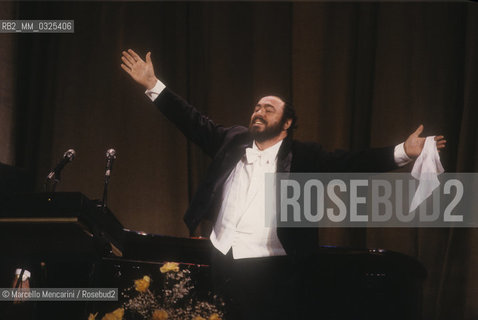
left=248, top=117, right=284, bottom=142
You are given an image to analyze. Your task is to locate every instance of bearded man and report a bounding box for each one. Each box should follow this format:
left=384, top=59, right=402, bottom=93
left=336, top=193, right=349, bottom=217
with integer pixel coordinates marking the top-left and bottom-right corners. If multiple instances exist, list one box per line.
left=121, top=49, right=446, bottom=320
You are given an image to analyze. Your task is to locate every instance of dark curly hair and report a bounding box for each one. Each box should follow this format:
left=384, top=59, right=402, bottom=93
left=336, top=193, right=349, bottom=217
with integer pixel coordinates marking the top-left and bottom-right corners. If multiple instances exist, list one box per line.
left=280, top=99, right=298, bottom=137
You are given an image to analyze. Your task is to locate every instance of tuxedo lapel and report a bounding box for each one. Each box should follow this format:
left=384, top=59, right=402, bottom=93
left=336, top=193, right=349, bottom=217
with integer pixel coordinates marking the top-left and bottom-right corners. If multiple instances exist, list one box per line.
left=184, top=133, right=251, bottom=232
left=277, top=136, right=293, bottom=173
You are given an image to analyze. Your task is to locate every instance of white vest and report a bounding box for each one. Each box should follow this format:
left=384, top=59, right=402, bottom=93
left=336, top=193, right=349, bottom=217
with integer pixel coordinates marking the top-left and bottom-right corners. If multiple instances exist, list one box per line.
left=210, top=140, right=287, bottom=259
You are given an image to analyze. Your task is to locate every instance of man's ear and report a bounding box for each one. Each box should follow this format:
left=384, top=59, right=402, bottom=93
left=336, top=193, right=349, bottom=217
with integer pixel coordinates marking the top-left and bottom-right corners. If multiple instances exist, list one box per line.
left=283, top=119, right=292, bottom=131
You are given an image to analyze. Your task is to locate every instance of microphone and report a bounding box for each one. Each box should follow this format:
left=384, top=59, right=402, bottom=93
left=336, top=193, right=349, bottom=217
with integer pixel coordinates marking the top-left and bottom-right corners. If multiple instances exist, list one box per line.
left=47, top=149, right=76, bottom=181
left=105, top=148, right=116, bottom=179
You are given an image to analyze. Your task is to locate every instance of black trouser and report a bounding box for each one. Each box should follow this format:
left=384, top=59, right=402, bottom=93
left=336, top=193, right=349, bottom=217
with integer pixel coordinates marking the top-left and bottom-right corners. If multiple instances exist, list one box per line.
left=210, top=248, right=299, bottom=320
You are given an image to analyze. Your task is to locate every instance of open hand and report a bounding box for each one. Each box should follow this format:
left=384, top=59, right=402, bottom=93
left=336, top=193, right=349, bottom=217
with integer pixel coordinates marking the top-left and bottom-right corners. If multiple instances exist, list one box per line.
left=121, top=49, right=158, bottom=90
left=404, top=124, right=446, bottom=158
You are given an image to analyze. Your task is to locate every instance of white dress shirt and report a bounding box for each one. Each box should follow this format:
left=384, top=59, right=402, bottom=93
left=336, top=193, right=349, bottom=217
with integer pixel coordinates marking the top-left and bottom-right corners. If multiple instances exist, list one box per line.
left=210, top=140, right=286, bottom=259
left=146, top=79, right=413, bottom=259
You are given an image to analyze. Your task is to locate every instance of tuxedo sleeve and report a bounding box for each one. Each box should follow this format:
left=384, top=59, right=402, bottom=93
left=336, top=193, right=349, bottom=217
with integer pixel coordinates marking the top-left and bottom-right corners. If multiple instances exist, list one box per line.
left=294, top=142, right=399, bottom=172
left=322, top=145, right=398, bottom=172
left=153, top=88, right=228, bottom=158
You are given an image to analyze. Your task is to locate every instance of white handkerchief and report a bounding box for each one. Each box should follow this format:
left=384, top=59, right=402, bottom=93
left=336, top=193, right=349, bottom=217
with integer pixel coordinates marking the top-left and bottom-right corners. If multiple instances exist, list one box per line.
left=409, top=136, right=445, bottom=212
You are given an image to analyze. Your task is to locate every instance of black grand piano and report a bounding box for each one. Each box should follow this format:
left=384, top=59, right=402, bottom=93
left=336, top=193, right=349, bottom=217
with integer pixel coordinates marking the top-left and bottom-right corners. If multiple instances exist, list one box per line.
left=0, top=192, right=426, bottom=320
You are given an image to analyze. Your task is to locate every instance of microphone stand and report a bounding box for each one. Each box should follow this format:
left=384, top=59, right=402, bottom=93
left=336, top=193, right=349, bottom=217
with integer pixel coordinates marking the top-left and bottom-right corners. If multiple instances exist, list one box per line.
left=102, top=149, right=116, bottom=210
left=102, top=174, right=110, bottom=210
left=44, top=173, right=60, bottom=192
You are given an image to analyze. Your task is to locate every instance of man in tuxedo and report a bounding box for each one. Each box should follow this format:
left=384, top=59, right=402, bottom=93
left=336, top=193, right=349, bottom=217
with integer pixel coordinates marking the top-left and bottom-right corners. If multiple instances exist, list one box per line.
left=121, top=49, right=446, bottom=319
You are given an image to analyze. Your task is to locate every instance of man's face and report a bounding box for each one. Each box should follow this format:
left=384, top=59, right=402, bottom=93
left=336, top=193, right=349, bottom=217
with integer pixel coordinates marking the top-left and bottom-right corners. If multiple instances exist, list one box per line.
left=249, top=96, right=286, bottom=142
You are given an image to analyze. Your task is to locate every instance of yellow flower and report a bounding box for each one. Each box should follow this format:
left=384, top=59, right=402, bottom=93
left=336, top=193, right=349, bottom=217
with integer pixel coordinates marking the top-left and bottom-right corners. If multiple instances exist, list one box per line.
left=160, top=262, right=180, bottom=273
left=152, top=309, right=169, bottom=320
left=134, top=275, right=151, bottom=292
left=88, top=313, right=98, bottom=320
left=209, top=314, right=221, bottom=320
left=101, top=308, right=124, bottom=320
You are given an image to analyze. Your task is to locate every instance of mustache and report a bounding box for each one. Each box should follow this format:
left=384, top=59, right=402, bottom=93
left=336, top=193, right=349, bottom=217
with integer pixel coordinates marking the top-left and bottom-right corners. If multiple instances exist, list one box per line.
left=251, top=116, right=267, bottom=124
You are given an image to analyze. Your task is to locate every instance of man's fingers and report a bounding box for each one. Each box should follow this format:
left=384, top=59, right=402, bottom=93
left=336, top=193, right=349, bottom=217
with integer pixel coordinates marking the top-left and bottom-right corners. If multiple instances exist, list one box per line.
left=128, top=49, right=143, bottom=62
left=434, top=135, right=444, bottom=141
left=122, top=51, right=135, bottom=64
left=413, top=124, right=424, bottom=136
left=120, top=63, right=132, bottom=76
left=436, top=138, right=446, bottom=151
left=146, top=52, right=152, bottom=64
left=437, top=140, right=446, bottom=148
left=121, top=56, right=133, bottom=68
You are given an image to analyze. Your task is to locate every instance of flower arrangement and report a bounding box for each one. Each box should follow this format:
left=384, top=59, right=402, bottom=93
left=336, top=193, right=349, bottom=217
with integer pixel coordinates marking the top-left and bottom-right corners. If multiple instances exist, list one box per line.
left=88, top=262, right=224, bottom=320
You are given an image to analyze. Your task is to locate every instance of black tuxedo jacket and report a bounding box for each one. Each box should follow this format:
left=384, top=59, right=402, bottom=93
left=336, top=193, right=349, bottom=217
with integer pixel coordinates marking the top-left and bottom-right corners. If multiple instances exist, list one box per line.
left=154, top=88, right=398, bottom=256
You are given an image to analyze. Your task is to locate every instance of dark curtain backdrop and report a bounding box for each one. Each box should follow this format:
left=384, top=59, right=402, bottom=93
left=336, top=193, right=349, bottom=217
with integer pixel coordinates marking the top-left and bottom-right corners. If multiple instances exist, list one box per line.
left=0, top=2, right=16, bottom=165
left=3, top=1, right=478, bottom=319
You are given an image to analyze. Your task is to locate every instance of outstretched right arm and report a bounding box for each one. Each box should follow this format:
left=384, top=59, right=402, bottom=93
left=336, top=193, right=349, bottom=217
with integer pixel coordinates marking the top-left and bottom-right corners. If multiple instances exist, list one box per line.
left=121, top=49, right=228, bottom=157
